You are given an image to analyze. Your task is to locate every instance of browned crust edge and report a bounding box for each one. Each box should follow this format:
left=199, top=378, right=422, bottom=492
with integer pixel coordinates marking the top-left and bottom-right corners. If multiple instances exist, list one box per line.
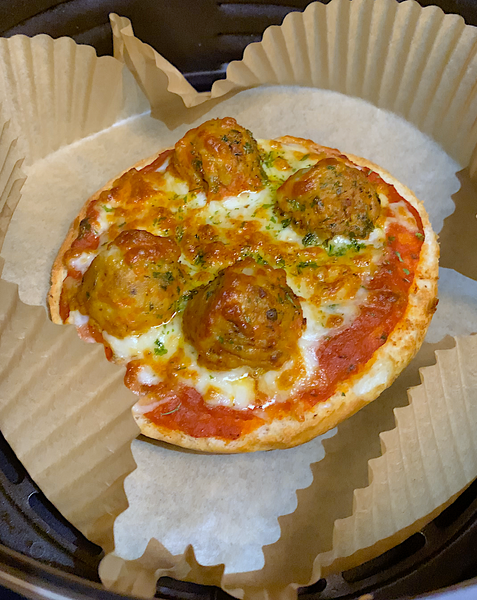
left=49, top=139, right=439, bottom=453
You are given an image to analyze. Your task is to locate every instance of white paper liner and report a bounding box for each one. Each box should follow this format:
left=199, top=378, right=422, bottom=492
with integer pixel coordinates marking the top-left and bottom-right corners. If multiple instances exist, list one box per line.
left=0, top=0, right=476, bottom=598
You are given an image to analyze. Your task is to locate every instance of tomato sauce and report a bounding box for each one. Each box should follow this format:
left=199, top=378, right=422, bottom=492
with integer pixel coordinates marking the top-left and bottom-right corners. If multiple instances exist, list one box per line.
left=145, top=384, right=261, bottom=440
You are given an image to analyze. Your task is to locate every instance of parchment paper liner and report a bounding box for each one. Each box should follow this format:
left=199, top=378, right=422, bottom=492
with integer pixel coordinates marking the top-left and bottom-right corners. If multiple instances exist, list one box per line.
left=0, top=34, right=149, bottom=166
left=0, top=39, right=142, bottom=553
left=0, top=0, right=476, bottom=598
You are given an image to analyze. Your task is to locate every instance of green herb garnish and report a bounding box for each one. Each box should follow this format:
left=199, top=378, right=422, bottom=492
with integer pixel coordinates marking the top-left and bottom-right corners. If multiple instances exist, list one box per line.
left=161, top=403, right=181, bottom=416
left=154, top=340, right=168, bottom=356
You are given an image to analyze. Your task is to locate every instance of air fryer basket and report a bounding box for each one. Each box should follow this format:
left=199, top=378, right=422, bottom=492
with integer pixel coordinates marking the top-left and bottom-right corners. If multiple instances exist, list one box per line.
left=1, top=1, right=477, bottom=598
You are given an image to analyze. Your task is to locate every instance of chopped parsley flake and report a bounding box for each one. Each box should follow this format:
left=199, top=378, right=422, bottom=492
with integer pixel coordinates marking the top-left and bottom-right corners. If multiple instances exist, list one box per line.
left=327, top=239, right=365, bottom=256
left=262, top=151, right=277, bottom=169
left=281, top=218, right=291, bottom=229
left=154, top=340, right=168, bottom=356
left=161, top=403, right=181, bottom=415
left=175, top=225, right=184, bottom=242
left=194, top=251, right=206, bottom=266
left=327, top=244, right=347, bottom=257
left=297, top=261, right=318, bottom=272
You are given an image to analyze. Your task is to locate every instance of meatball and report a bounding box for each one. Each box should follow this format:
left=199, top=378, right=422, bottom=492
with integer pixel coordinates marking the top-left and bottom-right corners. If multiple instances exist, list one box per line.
left=183, top=258, right=305, bottom=370
left=276, top=158, right=381, bottom=241
left=76, top=229, right=185, bottom=338
left=171, top=117, right=264, bottom=200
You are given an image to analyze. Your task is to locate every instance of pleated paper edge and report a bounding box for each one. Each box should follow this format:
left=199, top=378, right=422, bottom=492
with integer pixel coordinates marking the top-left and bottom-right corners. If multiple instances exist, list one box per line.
left=0, top=33, right=148, bottom=166
left=0, top=273, right=141, bottom=552
left=97, top=336, right=477, bottom=600
left=315, top=334, right=477, bottom=576
left=0, top=102, right=26, bottom=254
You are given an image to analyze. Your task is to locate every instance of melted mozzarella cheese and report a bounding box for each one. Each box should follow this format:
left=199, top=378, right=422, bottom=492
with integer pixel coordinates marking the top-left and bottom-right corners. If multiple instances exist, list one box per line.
left=67, top=310, right=90, bottom=326
left=68, top=253, right=96, bottom=275
left=102, top=317, right=182, bottom=362
left=137, top=365, right=162, bottom=386
left=155, top=155, right=170, bottom=173
left=386, top=199, right=419, bottom=231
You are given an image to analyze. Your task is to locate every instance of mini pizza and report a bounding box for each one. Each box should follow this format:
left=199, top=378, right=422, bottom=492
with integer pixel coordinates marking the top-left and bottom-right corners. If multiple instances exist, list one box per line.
left=49, top=117, right=438, bottom=453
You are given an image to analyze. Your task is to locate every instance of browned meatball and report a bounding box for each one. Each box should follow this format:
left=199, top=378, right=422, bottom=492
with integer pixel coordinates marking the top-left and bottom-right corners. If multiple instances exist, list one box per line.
left=183, top=258, right=305, bottom=370
left=171, top=117, right=264, bottom=200
left=276, top=158, right=381, bottom=241
left=76, top=230, right=185, bottom=338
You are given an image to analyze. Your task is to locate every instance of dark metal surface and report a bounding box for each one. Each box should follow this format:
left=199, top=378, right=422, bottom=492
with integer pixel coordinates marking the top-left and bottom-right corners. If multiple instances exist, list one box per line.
left=1, top=0, right=477, bottom=599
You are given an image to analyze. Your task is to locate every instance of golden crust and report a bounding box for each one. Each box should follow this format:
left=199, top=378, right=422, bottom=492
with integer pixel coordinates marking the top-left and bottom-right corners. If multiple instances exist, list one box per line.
left=49, top=138, right=439, bottom=453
